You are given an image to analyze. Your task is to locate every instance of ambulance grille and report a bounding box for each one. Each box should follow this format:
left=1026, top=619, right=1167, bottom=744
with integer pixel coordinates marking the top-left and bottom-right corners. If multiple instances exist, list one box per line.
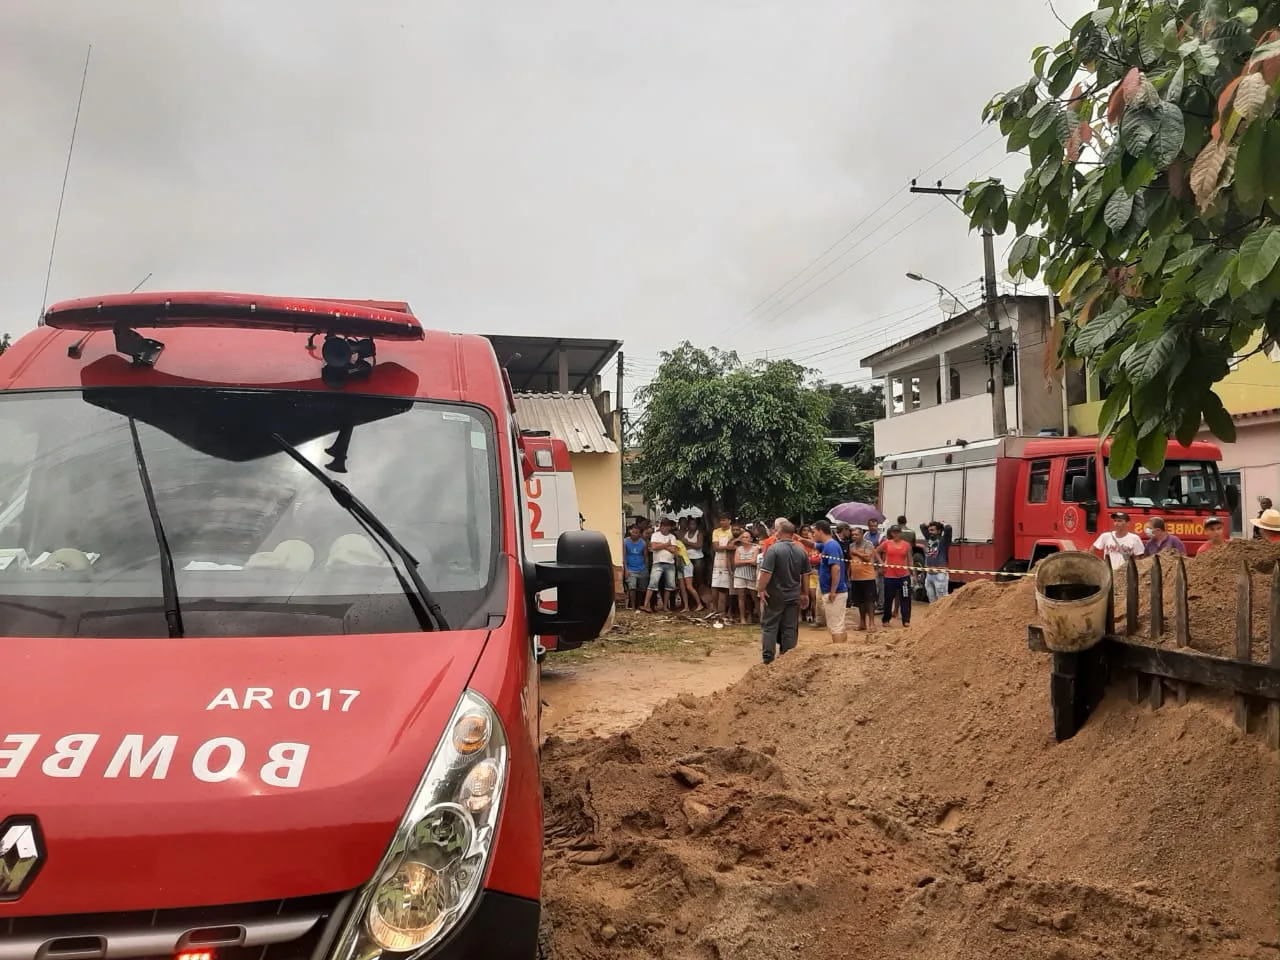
left=0, top=891, right=353, bottom=960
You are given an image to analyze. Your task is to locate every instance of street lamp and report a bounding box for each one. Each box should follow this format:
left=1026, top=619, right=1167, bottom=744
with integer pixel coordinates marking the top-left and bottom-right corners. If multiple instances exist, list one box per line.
left=905, top=272, right=971, bottom=315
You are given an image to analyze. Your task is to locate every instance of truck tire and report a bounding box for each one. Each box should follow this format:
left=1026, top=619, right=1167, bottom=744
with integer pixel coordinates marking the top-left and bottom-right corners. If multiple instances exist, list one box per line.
left=911, top=550, right=928, bottom=602
left=537, top=913, right=555, bottom=960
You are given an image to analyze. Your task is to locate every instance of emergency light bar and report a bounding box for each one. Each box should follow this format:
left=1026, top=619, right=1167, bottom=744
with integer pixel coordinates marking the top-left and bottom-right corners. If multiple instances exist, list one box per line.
left=44, top=292, right=424, bottom=381
left=44, top=292, right=425, bottom=341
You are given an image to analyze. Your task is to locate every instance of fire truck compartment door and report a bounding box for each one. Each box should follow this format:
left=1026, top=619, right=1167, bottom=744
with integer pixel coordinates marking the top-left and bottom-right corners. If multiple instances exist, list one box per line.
left=905, top=473, right=934, bottom=526
left=933, top=469, right=965, bottom=539
left=882, top=474, right=907, bottom=521
left=962, top=464, right=997, bottom=541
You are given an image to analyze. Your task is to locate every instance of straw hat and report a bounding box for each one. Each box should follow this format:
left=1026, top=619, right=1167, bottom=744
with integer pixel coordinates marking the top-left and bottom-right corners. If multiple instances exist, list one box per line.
left=1251, top=508, right=1280, bottom=532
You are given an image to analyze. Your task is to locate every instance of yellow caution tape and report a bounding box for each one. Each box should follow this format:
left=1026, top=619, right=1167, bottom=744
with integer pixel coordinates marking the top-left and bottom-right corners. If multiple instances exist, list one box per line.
left=876, top=562, right=1034, bottom=578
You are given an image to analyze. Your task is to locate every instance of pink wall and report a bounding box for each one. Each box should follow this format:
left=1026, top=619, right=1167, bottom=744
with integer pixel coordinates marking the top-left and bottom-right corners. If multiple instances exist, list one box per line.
left=1198, top=415, right=1280, bottom=533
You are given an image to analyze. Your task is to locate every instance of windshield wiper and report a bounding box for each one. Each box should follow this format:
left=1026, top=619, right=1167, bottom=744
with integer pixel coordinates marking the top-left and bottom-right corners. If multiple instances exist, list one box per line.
left=128, top=419, right=185, bottom=638
left=269, top=434, right=449, bottom=631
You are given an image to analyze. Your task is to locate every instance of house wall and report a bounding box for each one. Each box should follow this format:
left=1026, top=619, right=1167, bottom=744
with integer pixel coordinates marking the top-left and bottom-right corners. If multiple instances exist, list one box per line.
left=569, top=450, right=624, bottom=568
left=1012, top=298, right=1066, bottom=436
left=1197, top=415, right=1280, bottom=535
left=873, top=386, right=1018, bottom=456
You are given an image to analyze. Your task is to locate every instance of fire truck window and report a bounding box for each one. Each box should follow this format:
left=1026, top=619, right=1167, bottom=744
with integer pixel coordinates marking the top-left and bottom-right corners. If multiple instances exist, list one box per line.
left=1062, top=457, right=1091, bottom=501
left=1027, top=460, right=1051, bottom=503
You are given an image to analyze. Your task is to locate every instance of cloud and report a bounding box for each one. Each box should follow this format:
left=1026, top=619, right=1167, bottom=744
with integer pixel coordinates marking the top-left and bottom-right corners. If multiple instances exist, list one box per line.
left=0, top=0, right=1093, bottom=389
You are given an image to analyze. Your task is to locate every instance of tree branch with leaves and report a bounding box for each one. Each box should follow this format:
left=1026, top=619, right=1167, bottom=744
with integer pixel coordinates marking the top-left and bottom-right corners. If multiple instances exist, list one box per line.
left=965, top=0, right=1280, bottom=477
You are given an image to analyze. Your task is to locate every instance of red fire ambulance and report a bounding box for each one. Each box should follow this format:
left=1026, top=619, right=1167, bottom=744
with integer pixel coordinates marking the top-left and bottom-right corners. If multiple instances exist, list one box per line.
left=879, top=435, right=1234, bottom=586
left=0, top=292, right=614, bottom=959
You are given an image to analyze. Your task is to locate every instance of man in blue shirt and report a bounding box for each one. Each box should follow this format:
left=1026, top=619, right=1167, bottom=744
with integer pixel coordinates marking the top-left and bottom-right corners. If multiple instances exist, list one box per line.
left=622, top=524, right=648, bottom=609
left=812, top=521, right=848, bottom=644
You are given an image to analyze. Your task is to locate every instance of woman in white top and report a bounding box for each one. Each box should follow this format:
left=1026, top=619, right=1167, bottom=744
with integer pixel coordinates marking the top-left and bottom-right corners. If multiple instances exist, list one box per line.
left=680, top=517, right=706, bottom=590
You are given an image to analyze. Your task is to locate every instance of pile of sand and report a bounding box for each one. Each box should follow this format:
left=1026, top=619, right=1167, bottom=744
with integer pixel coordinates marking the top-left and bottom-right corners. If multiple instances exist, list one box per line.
left=1113, top=539, right=1279, bottom=658
left=541, top=574, right=1279, bottom=959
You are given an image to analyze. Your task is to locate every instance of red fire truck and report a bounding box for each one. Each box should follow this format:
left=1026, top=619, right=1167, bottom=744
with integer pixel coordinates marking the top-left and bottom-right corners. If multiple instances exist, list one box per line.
left=0, top=292, right=614, bottom=958
left=878, top=435, right=1234, bottom=586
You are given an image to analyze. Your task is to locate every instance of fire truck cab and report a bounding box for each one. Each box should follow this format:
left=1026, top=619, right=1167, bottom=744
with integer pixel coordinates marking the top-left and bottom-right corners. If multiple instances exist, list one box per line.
left=0, top=292, right=615, bottom=959
left=879, top=435, right=1233, bottom=583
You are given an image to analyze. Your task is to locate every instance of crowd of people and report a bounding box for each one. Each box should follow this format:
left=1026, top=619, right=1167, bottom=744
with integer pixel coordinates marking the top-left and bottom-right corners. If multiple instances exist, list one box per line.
left=1090, top=496, right=1279, bottom=570
left=622, top=512, right=953, bottom=635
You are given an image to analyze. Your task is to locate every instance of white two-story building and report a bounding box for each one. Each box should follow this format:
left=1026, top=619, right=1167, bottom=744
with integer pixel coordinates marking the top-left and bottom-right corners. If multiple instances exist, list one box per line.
left=860, top=294, right=1070, bottom=460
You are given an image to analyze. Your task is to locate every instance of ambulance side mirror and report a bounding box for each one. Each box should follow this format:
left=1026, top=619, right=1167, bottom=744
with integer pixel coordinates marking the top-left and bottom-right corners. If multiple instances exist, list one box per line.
left=528, top=530, right=615, bottom=649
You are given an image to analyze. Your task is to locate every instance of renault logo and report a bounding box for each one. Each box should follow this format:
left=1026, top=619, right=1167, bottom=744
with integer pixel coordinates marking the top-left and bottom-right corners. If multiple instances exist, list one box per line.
left=0, top=816, right=45, bottom=901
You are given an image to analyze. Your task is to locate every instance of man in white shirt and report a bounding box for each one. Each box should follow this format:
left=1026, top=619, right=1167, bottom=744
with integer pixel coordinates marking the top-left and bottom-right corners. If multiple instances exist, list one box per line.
left=644, top=517, right=680, bottom=611
left=1092, top=510, right=1145, bottom=570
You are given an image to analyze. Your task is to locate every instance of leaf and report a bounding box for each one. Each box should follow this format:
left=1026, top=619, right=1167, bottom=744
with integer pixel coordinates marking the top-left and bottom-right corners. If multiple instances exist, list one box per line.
left=1201, top=390, right=1237, bottom=442
left=1108, top=417, right=1139, bottom=478
left=1103, top=187, right=1134, bottom=231
left=1096, top=383, right=1127, bottom=438
left=1008, top=234, right=1035, bottom=275
left=1215, top=76, right=1243, bottom=129
left=1163, top=245, right=1210, bottom=274
left=1141, top=233, right=1174, bottom=275
left=1106, top=85, right=1127, bottom=125
left=1264, top=120, right=1280, bottom=207
left=1121, top=67, right=1141, bottom=101
left=1194, top=250, right=1236, bottom=305
left=1147, top=100, right=1185, bottom=168
left=1236, top=226, right=1280, bottom=288
left=1030, top=102, right=1063, bottom=139
left=1124, top=328, right=1180, bottom=386
left=1008, top=117, right=1034, bottom=152
left=1189, top=140, right=1229, bottom=211
left=1234, top=117, right=1267, bottom=213
left=1232, top=72, right=1269, bottom=121
left=1060, top=259, right=1096, bottom=299
left=1166, top=62, right=1186, bottom=103
left=1136, top=427, right=1168, bottom=473
left=1121, top=108, right=1156, bottom=156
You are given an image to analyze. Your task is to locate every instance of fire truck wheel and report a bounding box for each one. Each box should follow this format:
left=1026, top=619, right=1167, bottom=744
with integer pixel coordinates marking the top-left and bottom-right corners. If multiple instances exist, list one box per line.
left=537, top=912, right=555, bottom=959
left=911, top=550, right=928, bottom=601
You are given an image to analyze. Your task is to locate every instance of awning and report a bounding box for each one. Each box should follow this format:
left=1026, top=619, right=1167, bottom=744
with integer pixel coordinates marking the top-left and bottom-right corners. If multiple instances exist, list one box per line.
left=514, top=392, right=619, bottom=454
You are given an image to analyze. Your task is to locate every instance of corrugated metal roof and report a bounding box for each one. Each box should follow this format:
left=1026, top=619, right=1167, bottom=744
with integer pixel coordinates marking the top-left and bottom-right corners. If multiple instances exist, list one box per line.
left=514, top=392, right=619, bottom=454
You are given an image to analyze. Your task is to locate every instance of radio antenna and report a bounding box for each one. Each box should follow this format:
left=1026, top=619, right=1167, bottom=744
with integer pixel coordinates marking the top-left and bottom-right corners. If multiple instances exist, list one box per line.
left=40, top=43, right=92, bottom=315
left=130, top=272, right=152, bottom=293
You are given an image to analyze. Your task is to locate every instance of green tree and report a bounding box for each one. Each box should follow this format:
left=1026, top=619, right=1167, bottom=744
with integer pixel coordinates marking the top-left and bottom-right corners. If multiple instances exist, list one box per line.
left=0, top=333, right=10, bottom=356
left=965, top=0, right=1280, bottom=476
left=633, top=343, right=864, bottom=518
left=814, top=381, right=882, bottom=468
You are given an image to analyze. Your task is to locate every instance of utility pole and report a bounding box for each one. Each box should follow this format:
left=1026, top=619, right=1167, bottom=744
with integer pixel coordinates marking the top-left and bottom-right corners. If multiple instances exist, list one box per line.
left=615, top=351, right=625, bottom=450
left=909, top=179, right=1008, bottom=437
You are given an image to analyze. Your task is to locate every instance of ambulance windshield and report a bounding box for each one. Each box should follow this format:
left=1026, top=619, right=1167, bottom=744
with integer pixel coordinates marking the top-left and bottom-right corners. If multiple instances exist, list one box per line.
left=0, top=388, right=499, bottom=637
left=1103, top=458, right=1227, bottom=511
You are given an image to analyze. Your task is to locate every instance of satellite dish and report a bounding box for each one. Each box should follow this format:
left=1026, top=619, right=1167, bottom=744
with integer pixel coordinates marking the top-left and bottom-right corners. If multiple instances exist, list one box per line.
left=938, top=297, right=961, bottom=315
left=1000, top=268, right=1022, bottom=284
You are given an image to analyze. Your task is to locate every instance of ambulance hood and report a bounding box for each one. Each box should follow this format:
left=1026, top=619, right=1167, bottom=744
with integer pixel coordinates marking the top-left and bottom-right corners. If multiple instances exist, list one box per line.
left=0, top=631, right=488, bottom=917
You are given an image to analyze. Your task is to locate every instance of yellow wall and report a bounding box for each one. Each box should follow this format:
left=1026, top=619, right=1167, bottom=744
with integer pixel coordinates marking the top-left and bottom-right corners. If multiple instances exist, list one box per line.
left=1069, top=334, right=1280, bottom=436
left=569, top=451, right=623, bottom=567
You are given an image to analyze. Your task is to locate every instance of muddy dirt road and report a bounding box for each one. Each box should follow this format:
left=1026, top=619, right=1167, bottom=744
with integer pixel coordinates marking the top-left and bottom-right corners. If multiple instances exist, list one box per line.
left=540, top=611, right=767, bottom=740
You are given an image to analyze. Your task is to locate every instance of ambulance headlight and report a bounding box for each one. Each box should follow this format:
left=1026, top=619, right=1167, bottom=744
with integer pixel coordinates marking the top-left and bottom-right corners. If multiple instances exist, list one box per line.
left=327, top=690, right=509, bottom=960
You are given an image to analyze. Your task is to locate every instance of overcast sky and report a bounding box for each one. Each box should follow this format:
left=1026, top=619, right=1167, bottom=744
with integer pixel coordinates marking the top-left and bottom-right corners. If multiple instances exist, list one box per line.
left=0, top=1, right=1091, bottom=394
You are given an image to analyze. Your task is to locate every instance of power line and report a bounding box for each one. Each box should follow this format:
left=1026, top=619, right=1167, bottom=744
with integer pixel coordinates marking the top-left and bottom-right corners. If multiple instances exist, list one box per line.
left=753, top=202, right=946, bottom=326
left=728, top=126, right=998, bottom=335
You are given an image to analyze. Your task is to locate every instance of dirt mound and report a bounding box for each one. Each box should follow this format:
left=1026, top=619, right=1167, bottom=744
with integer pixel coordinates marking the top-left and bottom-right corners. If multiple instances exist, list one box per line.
left=1113, top=539, right=1279, bottom=658
left=542, top=575, right=1279, bottom=959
